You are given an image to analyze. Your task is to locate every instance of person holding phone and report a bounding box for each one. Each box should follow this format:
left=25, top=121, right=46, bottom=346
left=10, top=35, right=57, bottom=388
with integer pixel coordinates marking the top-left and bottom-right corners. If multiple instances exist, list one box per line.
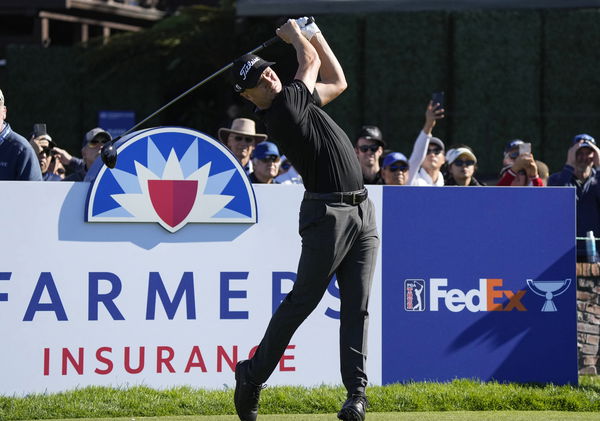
left=29, top=125, right=62, bottom=181
left=406, top=98, right=446, bottom=186
left=496, top=139, right=543, bottom=186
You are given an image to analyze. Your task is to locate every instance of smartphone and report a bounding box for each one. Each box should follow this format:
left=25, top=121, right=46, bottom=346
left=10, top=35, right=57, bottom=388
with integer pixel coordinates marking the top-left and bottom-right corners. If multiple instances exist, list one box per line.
left=519, top=142, right=531, bottom=155
left=431, top=91, right=445, bottom=109
left=33, top=123, right=47, bottom=138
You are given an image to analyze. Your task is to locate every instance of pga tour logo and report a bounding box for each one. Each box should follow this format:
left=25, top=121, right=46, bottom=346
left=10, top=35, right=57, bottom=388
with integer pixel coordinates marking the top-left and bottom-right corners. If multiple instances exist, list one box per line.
left=405, top=279, right=425, bottom=311
left=86, top=127, right=257, bottom=232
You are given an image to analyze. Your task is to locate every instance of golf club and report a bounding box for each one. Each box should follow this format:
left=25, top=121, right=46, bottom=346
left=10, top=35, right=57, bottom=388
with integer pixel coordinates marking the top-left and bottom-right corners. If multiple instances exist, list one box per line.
left=101, top=17, right=315, bottom=169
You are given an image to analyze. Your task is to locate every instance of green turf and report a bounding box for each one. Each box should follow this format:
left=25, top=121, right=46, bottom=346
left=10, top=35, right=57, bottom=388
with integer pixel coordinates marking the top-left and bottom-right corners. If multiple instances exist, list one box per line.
left=23, top=411, right=600, bottom=421
left=1, top=377, right=598, bottom=420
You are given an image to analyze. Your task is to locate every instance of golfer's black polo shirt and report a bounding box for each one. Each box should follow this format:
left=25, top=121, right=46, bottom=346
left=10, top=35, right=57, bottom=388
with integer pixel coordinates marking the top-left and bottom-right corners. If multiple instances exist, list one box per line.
left=259, top=80, right=363, bottom=193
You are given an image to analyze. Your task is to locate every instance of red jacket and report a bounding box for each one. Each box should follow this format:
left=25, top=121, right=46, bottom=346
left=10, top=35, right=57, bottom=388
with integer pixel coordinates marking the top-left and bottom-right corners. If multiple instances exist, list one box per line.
left=496, top=169, right=543, bottom=186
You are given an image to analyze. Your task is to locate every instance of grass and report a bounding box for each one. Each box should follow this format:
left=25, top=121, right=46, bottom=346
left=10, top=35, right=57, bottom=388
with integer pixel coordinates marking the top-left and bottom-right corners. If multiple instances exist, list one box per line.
left=0, top=377, right=598, bottom=420
left=20, top=413, right=600, bottom=421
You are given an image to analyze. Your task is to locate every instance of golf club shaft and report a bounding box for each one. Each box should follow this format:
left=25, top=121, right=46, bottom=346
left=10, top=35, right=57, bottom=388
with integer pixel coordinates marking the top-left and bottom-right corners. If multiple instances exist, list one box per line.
left=101, top=16, right=314, bottom=168
left=117, top=36, right=280, bottom=140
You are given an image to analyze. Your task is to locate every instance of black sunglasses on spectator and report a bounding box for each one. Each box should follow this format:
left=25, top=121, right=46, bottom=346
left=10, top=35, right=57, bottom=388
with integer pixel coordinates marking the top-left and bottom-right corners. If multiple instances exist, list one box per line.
left=40, top=147, right=54, bottom=156
left=508, top=151, right=520, bottom=159
left=427, top=148, right=442, bottom=155
left=389, top=164, right=409, bottom=172
left=453, top=159, right=475, bottom=167
left=234, top=135, right=255, bottom=143
left=358, top=145, right=380, bottom=153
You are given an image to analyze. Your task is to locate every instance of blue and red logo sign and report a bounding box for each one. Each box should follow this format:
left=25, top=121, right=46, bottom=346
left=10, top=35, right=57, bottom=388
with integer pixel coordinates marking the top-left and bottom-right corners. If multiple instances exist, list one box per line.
left=86, top=127, right=257, bottom=232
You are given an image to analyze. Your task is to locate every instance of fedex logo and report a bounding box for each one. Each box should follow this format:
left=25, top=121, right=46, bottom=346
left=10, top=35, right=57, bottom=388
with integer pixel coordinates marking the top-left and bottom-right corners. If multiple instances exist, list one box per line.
left=429, top=278, right=527, bottom=312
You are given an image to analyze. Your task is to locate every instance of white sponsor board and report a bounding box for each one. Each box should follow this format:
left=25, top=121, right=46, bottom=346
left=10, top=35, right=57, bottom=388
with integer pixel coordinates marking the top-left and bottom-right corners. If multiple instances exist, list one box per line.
left=0, top=182, right=382, bottom=395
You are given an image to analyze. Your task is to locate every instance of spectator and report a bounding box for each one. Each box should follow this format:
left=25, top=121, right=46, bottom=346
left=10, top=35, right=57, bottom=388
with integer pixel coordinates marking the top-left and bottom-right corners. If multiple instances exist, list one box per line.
left=496, top=139, right=543, bottom=186
left=536, top=160, right=550, bottom=186
left=407, top=101, right=446, bottom=186
left=64, top=128, right=111, bottom=181
left=218, top=117, right=267, bottom=175
left=48, top=155, right=66, bottom=180
left=275, top=155, right=303, bottom=184
left=502, top=139, right=523, bottom=169
left=0, top=89, right=42, bottom=180
left=29, top=130, right=61, bottom=181
left=548, top=134, right=600, bottom=261
left=249, top=141, right=281, bottom=184
left=355, top=125, right=385, bottom=184
left=381, top=152, right=409, bottom=185
left=444, top=147, right=485, bottom=186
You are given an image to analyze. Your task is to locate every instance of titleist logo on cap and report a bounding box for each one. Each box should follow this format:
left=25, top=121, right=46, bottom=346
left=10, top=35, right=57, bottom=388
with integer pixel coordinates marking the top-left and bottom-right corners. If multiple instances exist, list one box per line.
left=240, top=57, right=260, bottom=81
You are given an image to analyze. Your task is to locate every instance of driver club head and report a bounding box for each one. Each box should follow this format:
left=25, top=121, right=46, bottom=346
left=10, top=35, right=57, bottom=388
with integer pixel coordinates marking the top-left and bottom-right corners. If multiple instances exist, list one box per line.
left=101, top=139, right=119, bottom=169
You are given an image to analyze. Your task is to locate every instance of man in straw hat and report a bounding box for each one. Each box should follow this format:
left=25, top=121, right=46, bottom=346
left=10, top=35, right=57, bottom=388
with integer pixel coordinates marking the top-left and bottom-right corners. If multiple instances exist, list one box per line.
left=230, top=18, right=378, bottom=421
left=218, top=117, right=267, bottom=175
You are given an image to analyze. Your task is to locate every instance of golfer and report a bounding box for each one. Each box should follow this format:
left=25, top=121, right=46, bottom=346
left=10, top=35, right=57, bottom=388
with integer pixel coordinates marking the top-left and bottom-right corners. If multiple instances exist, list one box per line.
left=231, top=18, right=379, bottom=421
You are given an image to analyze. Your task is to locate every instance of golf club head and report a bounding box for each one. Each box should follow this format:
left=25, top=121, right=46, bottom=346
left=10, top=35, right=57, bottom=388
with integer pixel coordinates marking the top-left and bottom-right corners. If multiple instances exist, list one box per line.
left=101, top=139, right=119, bottom=169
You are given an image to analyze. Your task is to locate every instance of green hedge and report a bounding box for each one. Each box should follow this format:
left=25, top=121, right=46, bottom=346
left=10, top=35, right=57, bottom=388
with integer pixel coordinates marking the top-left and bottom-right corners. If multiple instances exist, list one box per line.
left=4, top=7, right=600, bottom=178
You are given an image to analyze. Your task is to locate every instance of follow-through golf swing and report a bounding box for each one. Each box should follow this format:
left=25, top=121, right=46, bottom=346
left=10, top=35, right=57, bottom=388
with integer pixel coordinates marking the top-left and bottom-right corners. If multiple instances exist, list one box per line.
left=230, top=18, right=379, bottom=421
left=100, top=16, right=378, bottom=421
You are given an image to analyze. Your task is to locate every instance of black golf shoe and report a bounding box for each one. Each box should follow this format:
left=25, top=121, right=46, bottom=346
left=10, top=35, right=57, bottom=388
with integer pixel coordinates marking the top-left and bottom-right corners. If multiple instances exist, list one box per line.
left=337, top=394, right=368, bottom=421
left=234, top=360, right=264, bottom=421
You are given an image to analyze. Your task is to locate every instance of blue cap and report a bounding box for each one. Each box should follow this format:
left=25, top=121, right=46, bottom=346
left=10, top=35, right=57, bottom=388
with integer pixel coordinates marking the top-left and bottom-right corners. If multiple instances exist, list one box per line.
left=573, top=133, right=596, bottom=145
left=253, top=141, right=280, bottom=159
left=504, top=139, right=524, bottom=152
left=383, top=152, right=408, bottom=168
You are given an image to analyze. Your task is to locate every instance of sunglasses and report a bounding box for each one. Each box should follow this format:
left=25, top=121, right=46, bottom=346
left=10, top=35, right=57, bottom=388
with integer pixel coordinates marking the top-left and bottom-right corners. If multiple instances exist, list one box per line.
left=234, top=135, right=255, bottom=144
left=40, top=147, right=54, bottom=157
left=507, top=151, right=520, bottom=159
left=453, top=159, right=475, bottom=167
left=259, top=156, right=280, bottom=163
left=88, top=137, right=110, bottom=147
left=358, top=145, right=380, bottom=153
left=388, top=164, right=409, bottom=172
left=427, top=148, right=442, bottom=155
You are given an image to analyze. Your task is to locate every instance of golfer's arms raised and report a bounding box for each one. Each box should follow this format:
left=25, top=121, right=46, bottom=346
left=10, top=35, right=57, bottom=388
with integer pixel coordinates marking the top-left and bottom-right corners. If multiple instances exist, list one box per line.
left=277, top=20, right=321, bottom=93
left=312, top=32, right=347, bottom=106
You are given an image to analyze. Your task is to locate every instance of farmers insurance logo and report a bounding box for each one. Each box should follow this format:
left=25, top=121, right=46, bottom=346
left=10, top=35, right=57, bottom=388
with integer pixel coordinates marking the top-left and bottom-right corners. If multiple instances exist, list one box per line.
left=86, top=127, right=257, bottom=232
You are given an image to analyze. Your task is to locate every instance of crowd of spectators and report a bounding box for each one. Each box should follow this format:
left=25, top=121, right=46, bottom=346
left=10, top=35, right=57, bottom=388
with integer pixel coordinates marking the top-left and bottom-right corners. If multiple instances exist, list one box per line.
left=2, top=86, right=599, bottom=259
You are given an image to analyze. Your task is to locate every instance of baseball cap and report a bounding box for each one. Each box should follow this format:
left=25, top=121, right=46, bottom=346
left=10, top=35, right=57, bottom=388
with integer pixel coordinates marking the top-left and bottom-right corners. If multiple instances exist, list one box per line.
left=429, top=137, right=445, bottom=151
left=504, top=139, right=524, bottom=152
left=358, top=125, right=385, bottom=147
left=383, top=152, right=408, bottom=168
left=31, top=133, right=56, bottom=148
left=573, top=133, right=596, bottom=145
left=579, top=141, right=595, bottom=150
left=83, top=128, right=111, bottom=147
left=446, top=147, right=477, bottom=165
left=253, top=141, right=280, bottom=159
left=232, top=54, right=275, bottom=93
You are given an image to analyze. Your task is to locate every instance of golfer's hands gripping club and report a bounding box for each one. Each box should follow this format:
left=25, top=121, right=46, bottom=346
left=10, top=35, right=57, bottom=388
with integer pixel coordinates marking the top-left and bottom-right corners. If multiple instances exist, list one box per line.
left=295, top=16, right=320, bottom=41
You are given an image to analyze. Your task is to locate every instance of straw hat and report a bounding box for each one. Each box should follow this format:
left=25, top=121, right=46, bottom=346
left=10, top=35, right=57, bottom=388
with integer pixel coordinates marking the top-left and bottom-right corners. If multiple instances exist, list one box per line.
left=218, top=118, right=267, bottom=144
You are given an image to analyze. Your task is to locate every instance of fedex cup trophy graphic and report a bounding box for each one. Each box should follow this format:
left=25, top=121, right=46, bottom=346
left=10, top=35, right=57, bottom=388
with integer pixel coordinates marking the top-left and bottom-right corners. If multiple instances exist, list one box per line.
left=526, top=278, right=571, bottom=312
